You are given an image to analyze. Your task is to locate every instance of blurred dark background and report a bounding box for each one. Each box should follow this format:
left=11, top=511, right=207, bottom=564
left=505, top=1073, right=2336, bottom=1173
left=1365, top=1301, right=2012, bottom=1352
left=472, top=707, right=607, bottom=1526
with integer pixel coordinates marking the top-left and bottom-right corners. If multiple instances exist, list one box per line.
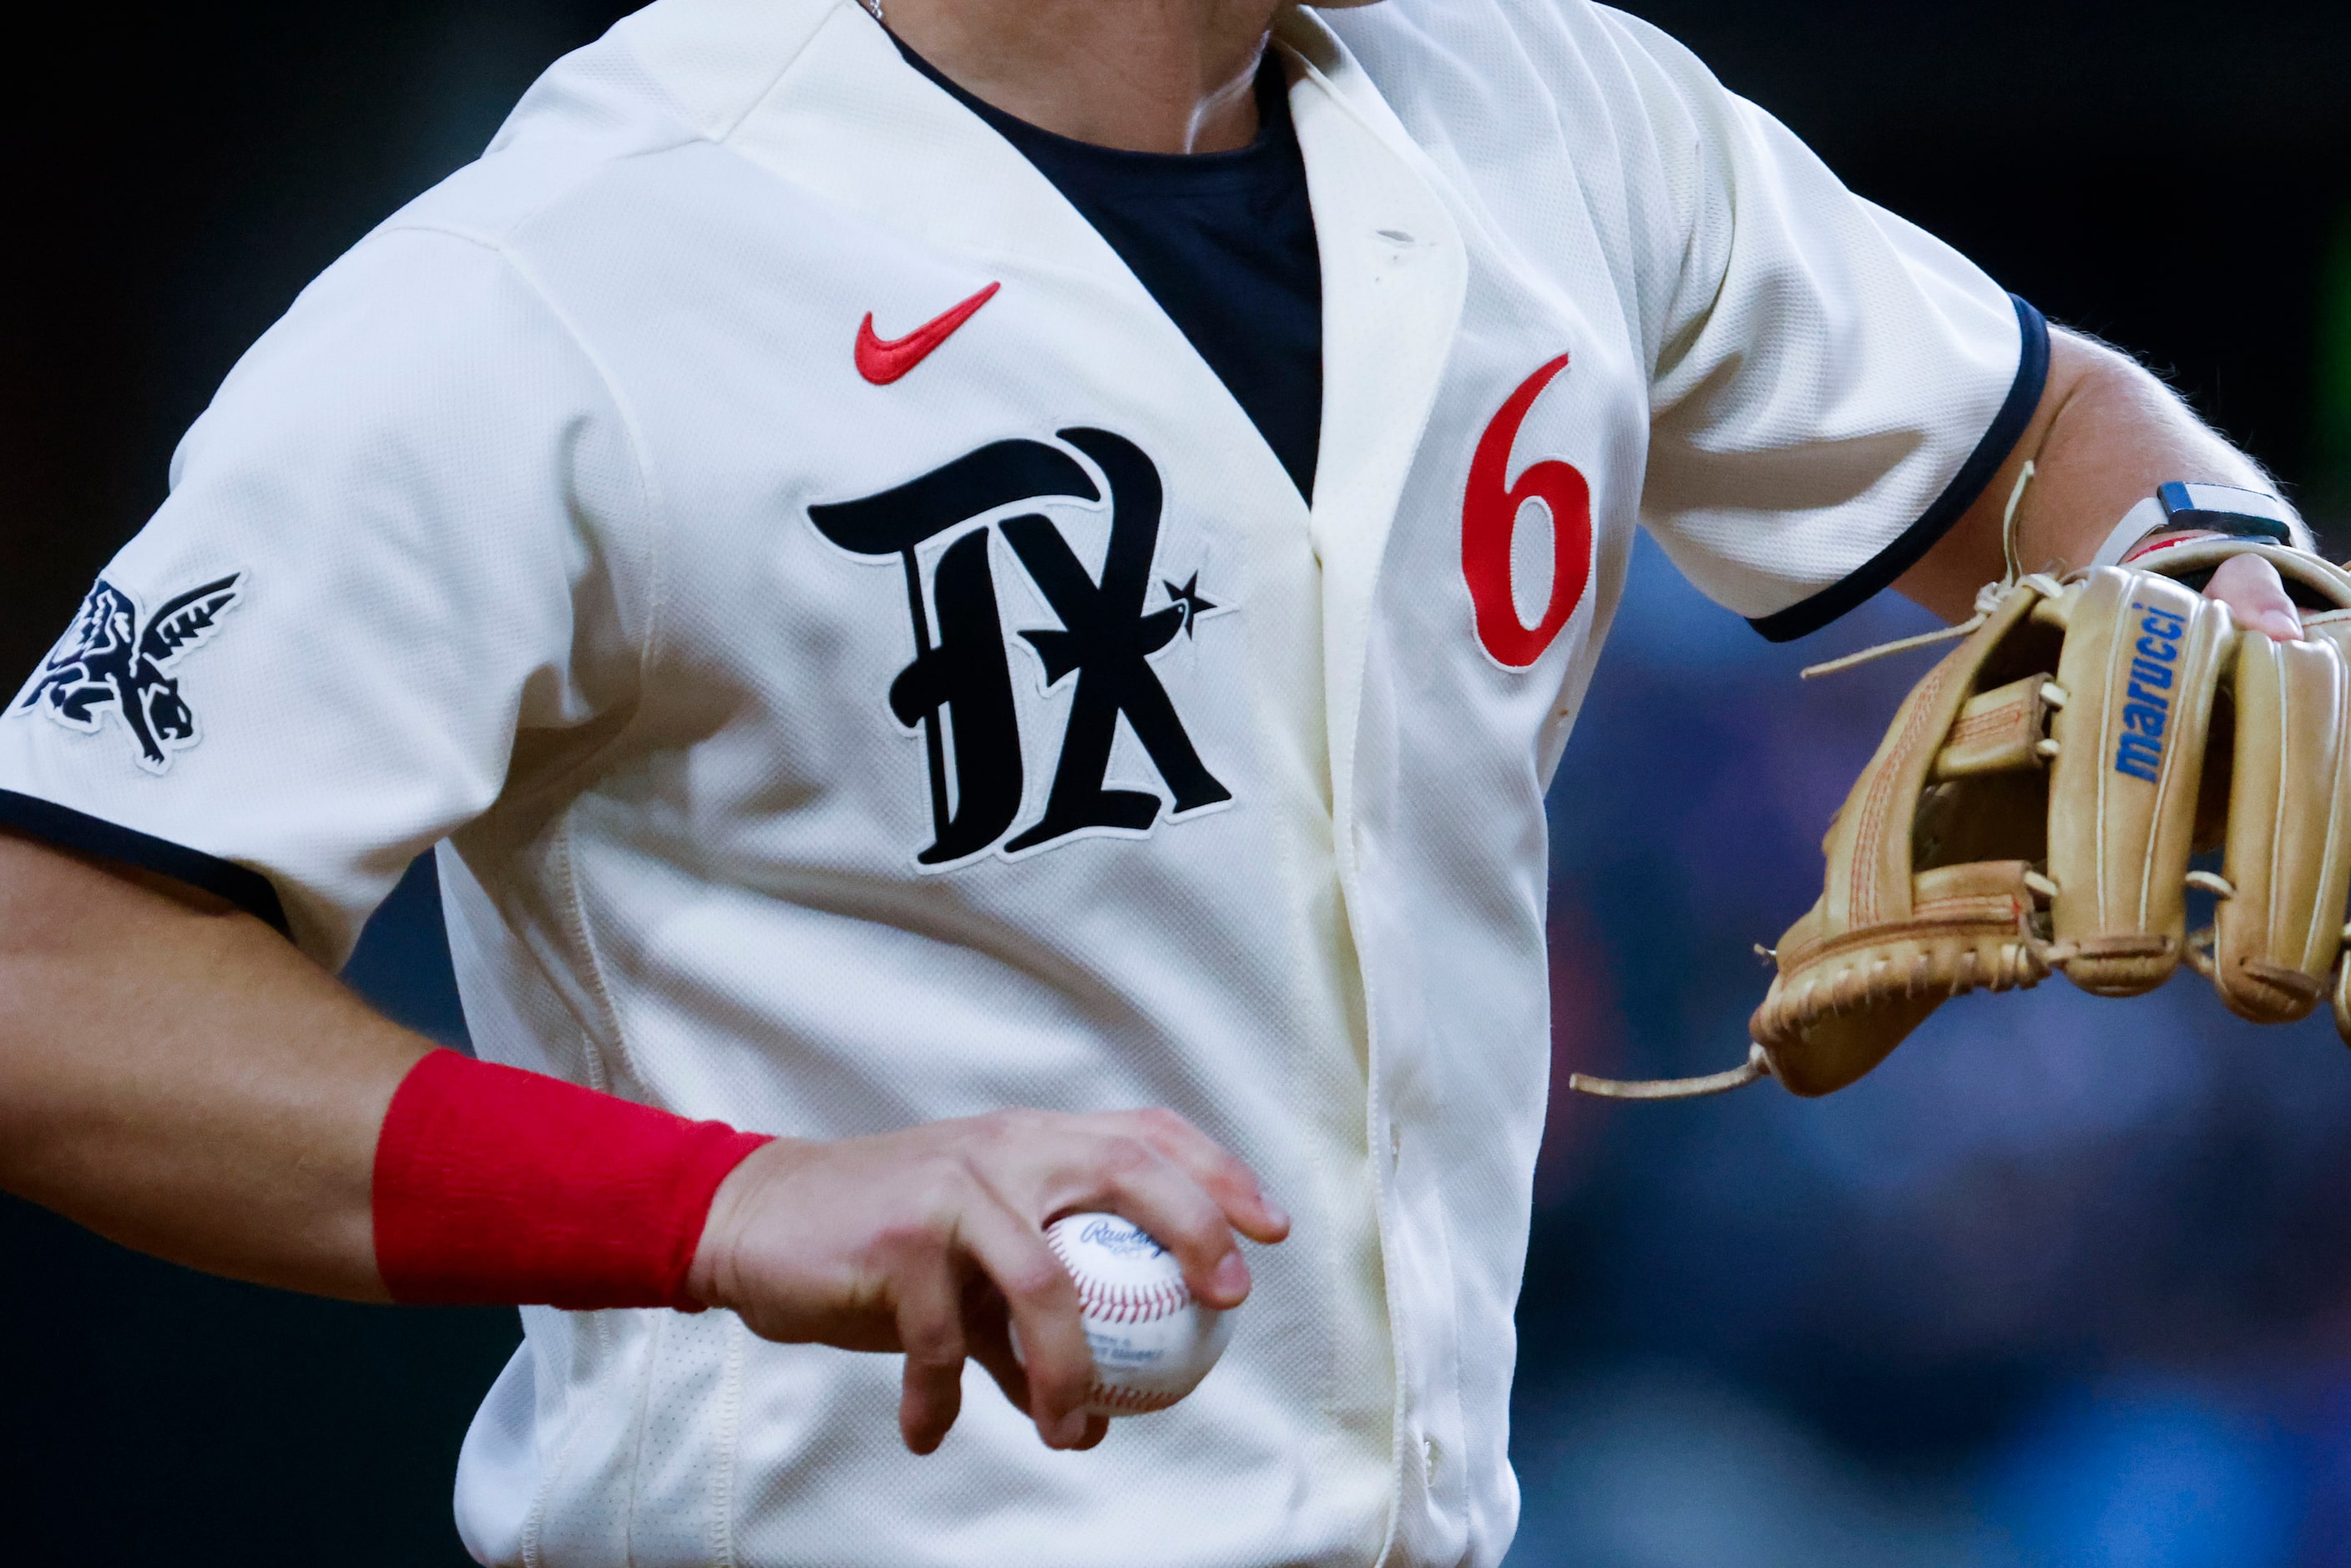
left=5, top=2, right=2351, bottom=1562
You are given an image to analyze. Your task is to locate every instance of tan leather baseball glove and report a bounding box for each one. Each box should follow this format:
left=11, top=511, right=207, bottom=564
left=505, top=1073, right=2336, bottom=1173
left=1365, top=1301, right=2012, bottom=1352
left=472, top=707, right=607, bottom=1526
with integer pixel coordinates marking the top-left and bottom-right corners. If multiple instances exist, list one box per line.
left=1574, top=538, right=2351, bottom=1100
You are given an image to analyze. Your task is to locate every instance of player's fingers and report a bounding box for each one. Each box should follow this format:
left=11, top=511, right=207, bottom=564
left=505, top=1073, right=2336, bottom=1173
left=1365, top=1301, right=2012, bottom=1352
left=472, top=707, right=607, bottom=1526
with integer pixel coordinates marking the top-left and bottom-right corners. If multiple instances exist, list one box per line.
left=890, top=1248, right=969, bottom=1456
left=953, top=1186, right=1095, bottom=1449
left=961, top=1275, right=1107, bottom=1452
left=2204, top=553, right=2303, bottom=641
left=1053, top=1132, right=1256, bottom=1312
left=960, top=1276, right=1034, bottom=1417
left=1116, top=1106, right=1291, bottom=1245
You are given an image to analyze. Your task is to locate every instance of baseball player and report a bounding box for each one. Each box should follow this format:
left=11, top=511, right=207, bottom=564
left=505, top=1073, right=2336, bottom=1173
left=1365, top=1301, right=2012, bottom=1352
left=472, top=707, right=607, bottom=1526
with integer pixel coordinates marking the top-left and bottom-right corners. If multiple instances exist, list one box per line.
left=0, top=0, right=2315, bottom=1563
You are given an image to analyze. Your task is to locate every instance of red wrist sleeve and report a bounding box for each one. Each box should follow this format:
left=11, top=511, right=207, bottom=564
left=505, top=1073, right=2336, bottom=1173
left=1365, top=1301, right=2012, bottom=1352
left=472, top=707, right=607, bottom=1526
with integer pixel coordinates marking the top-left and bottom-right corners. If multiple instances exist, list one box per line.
left=372, top=1050, right=772, bottom=1310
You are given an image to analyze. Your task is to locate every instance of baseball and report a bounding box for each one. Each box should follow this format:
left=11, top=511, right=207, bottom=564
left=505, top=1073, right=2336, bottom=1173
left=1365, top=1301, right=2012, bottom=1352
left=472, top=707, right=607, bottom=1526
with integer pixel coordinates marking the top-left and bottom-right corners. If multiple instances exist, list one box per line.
left=1039, top=1212, right=1235, bottom=1417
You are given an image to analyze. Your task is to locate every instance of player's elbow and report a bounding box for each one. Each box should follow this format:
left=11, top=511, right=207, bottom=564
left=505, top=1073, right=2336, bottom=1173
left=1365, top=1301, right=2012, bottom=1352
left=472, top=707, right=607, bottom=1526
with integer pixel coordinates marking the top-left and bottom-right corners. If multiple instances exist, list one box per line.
left=0, top=836, right=104, bottom=1167
left=0, top=832, right=238, bottom=1181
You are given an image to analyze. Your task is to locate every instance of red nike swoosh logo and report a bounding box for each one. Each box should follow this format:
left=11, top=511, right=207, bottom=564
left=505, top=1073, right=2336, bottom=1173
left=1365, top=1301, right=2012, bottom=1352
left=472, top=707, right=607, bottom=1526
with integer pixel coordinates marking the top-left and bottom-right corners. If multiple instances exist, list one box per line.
left=855, top=281, right=1001, bottom=385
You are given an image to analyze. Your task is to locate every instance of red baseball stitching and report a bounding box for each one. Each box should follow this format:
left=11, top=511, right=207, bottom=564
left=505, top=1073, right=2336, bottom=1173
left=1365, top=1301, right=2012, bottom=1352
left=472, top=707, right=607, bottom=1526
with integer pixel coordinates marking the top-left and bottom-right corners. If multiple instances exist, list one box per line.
left=1086, top=1381, right=1182, bottom=1414
left=1046, top=1227, right=1191, bottom=1325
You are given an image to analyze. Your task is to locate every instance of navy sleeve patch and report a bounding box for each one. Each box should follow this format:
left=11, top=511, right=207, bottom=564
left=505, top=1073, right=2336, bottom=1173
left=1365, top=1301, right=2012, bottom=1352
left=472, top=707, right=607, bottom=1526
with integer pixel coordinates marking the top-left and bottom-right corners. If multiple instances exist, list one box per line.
left=18, top=574, right=244, bottom=773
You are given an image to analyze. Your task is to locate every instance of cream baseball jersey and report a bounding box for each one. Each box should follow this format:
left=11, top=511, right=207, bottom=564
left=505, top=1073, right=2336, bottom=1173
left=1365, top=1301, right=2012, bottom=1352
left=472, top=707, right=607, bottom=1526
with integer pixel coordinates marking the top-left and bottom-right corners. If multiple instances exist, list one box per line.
left=0, top=1, right=2042, bottom=1563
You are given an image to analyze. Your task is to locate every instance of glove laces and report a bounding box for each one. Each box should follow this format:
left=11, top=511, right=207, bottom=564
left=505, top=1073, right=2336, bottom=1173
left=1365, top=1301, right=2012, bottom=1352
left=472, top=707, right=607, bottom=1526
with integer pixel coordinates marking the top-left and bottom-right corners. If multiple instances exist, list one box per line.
left=1570, top=465, right=2049, bottom=1100
left=1799, top=462, right=2055, bottom=680
left=1568, top=1043, right=1772, bottom=1100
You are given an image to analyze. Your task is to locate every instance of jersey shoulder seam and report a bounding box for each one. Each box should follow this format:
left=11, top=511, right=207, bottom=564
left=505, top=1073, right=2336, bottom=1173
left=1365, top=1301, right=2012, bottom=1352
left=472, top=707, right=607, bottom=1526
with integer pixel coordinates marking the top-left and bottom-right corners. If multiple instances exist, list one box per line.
left=372, top=220, right=675, bottom=708
left=605, top=0, right=841, bottom=149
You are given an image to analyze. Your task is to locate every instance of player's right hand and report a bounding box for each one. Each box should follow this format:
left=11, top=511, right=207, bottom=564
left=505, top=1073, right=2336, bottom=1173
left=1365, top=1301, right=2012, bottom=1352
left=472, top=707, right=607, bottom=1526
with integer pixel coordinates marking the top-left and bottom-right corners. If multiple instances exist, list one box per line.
left=682, top=1109, right=1289, bottom=1455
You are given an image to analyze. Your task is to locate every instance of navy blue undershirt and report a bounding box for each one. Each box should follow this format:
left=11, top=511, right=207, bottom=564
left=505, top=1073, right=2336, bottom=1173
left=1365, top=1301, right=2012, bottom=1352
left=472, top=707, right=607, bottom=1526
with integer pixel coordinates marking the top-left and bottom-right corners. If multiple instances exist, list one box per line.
left=896, top=40, right=1324, bottom=503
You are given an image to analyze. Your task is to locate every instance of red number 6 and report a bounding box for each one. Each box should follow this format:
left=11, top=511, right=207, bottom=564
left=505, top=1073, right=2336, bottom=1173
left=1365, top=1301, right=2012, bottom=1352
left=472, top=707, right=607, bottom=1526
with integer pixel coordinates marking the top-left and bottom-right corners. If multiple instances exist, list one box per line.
left=1461, top=354, right=1591, bottom=669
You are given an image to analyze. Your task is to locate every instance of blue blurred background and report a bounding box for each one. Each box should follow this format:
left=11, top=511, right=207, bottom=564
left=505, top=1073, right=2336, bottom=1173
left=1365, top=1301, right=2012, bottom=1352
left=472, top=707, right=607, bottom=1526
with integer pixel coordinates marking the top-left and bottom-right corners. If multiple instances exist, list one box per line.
left=1518, top=542, right=2351, bottom=1567
left=6, top=2, right=2351, bottom=1561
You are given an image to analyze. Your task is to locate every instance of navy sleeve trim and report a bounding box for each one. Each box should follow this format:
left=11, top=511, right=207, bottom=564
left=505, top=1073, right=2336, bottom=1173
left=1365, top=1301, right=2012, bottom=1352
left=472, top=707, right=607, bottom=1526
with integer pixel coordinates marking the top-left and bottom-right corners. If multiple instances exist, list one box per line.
left=1748, top=295, right=2051, bottom=644
left=0, top=788, right=291, bottom=936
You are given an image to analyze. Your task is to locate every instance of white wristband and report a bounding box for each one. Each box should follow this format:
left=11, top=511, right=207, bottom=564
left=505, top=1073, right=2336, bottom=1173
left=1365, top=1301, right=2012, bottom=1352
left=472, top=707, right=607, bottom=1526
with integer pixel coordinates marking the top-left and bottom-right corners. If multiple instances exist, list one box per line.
left=2088, top=496, right=2169, bottom=569
left=2088, top=483, right=2298, bottom=570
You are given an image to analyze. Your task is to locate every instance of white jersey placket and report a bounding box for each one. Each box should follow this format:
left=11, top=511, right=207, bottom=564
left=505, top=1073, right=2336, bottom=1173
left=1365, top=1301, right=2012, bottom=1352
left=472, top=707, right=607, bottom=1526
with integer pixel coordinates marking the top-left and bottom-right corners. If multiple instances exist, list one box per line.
left=1284, top=13, right=1474, bottom=1563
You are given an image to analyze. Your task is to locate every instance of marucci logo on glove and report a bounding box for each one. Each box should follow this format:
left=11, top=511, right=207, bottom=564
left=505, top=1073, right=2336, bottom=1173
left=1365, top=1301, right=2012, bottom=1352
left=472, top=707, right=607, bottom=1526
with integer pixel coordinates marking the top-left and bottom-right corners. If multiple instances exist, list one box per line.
left=2115, top=602, right=2182, bottom=782
left=19, top=574, right=244, bottom=773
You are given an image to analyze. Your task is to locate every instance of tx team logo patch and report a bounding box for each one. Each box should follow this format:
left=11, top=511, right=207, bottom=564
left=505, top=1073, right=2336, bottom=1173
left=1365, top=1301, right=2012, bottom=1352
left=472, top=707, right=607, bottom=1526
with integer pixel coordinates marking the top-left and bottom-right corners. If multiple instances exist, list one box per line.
left=810, top=428, right=1231, bottom=867
left=20, top=574, right=243, bottom=772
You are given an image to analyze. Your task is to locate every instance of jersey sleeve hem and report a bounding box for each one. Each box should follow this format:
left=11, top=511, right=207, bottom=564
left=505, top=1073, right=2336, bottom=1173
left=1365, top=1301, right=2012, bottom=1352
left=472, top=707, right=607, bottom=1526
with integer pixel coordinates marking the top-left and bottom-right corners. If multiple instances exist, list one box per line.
left=1747, top=294, right=2050, bottom=644
left=0, top=788, right=291, bottom=937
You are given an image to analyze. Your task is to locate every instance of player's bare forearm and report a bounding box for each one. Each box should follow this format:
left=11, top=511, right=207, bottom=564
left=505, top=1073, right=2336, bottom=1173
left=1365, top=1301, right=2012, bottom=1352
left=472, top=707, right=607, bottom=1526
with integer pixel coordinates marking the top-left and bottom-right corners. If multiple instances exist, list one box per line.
left=0, top=830, right=425, bottom=1300
left=0, top=829, right=1287, bottom=1453
left=1898, top=328, right=2308, bottom=637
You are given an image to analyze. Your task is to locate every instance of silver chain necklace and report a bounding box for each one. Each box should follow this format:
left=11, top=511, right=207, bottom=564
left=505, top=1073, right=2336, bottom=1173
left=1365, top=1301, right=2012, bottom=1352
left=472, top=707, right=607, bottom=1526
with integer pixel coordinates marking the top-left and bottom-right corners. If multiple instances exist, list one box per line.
left=858, top=0, right=884, bottom=21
